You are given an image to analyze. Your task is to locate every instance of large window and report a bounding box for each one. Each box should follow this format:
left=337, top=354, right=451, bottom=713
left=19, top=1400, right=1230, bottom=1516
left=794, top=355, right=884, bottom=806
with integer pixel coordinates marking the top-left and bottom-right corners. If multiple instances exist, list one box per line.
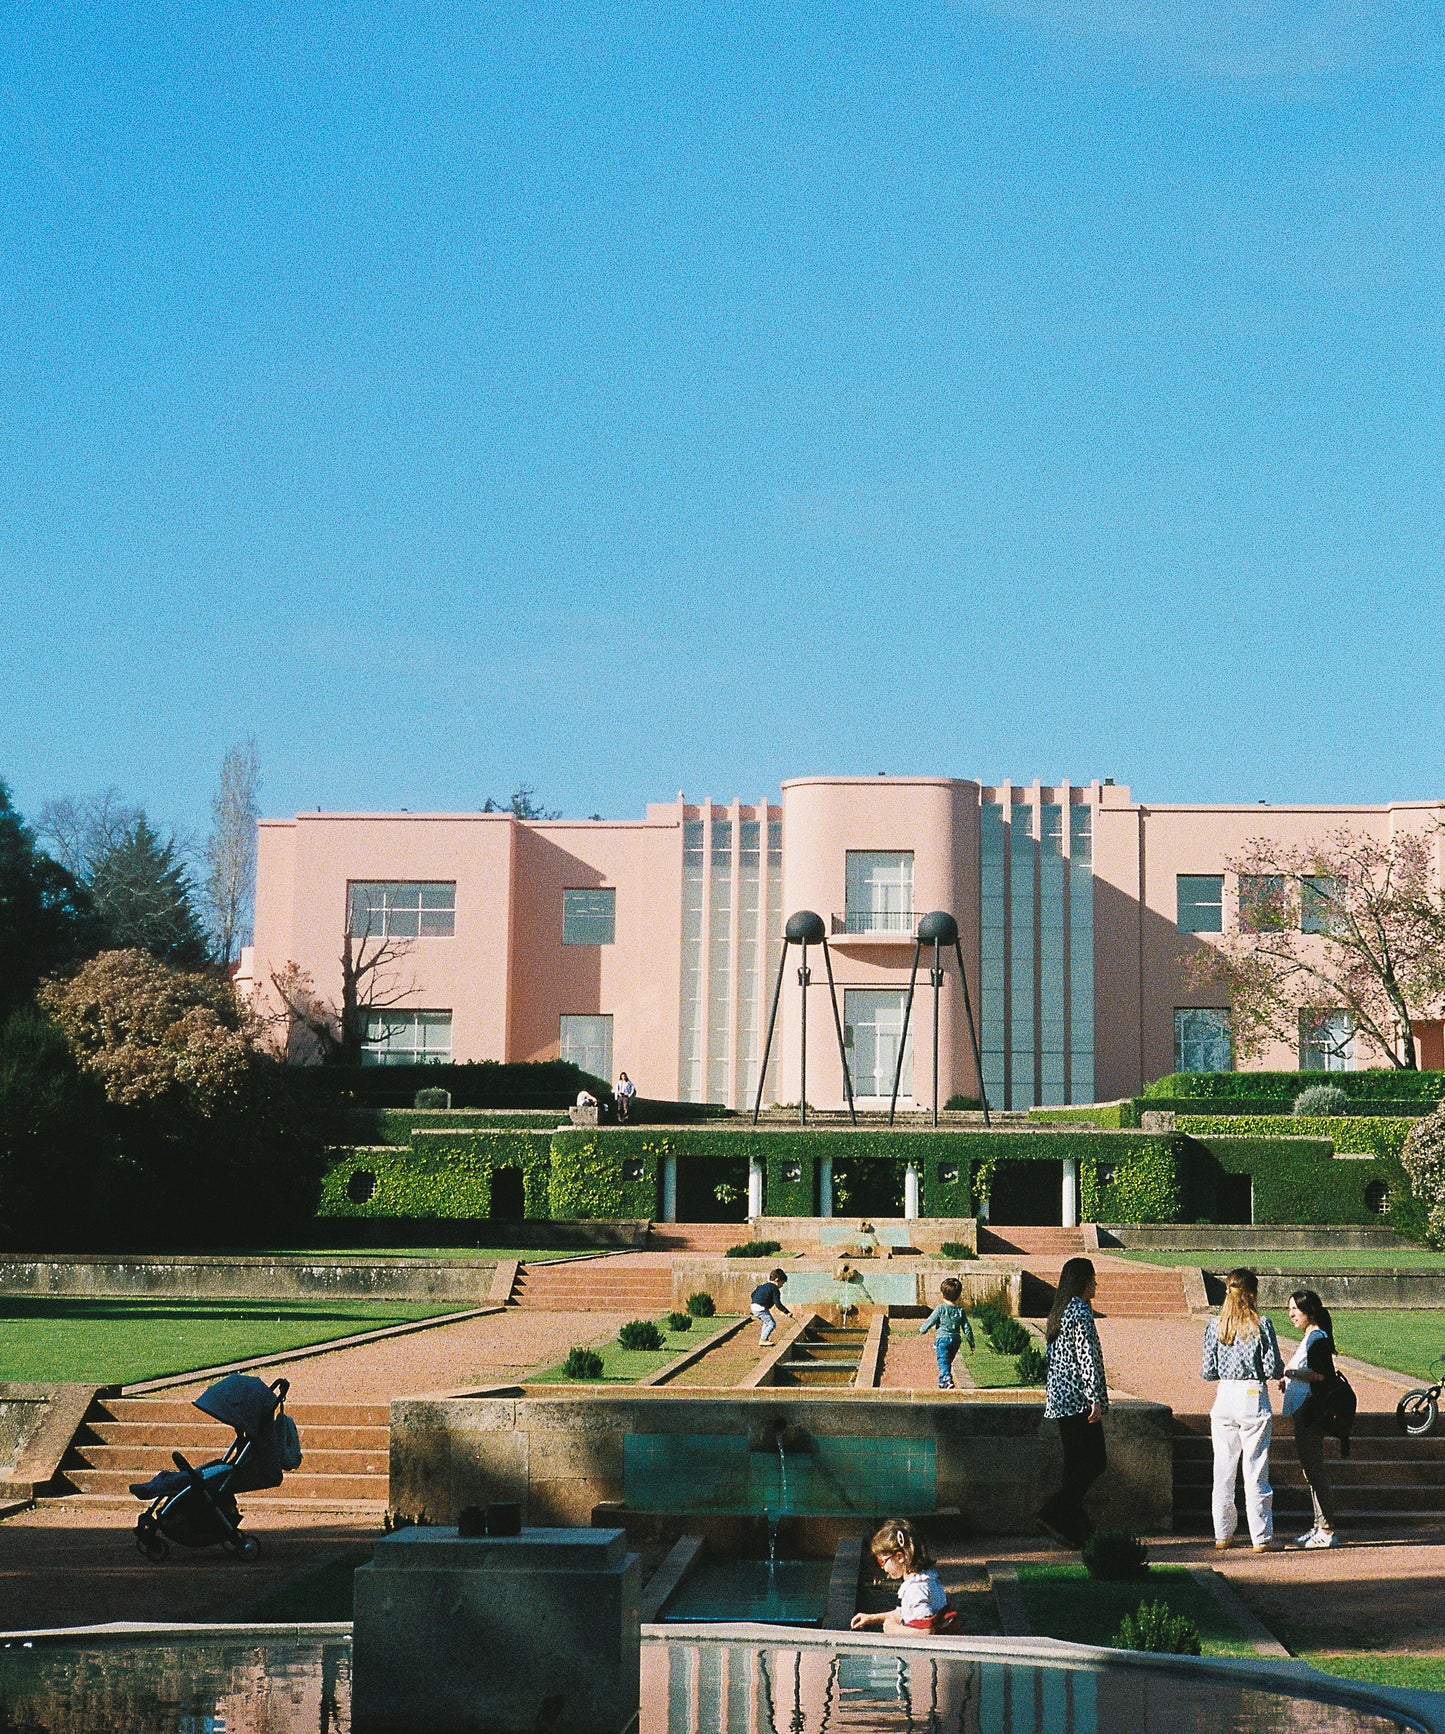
left=844, top=852, right=914, bottom=934
left=844, top=989, right=913, bottom=1099
left=1301, top=1010, right=1354, bottom=1072
left=1237, top=875, right=1288, bottom=932
left=1175, top=1008, right=1232, bottom=1073
left=561, top=1013, right=613, bottom=1083
left=1301, top=877, right=1343, bottom=935
left=348, top=882, right=455, bottom=939
left=360, top=1009, right=452, bottom=1065
left=1177, top=875, right=1223, bottom=934
left=563, top=888, right=616, bottom=945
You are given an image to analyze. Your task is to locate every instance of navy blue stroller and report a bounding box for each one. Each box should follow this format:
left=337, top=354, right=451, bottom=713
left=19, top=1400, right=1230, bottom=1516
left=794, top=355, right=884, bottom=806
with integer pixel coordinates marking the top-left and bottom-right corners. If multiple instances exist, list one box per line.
left=132, top=1374, right=292, bottom=1561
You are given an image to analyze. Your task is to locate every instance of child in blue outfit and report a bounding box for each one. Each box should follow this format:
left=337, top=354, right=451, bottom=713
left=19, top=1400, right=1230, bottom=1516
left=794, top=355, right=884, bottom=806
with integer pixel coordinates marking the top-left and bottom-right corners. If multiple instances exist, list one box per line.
left=919, top=1277, right=975, bottom=1390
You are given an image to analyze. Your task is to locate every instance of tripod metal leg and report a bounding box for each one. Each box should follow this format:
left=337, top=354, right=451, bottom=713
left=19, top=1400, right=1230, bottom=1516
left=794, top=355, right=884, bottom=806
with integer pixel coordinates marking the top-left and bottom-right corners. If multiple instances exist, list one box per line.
left=888, top=941, right=923, bottom=1126
left=932, top=938, right=942, bottom=1129
left=799, top=942, right=808, bottom=1126
left=752, top=941, right=791, bottom=1125
left=819, top=937, right=857, bottom=1126
left=953, top=937, right=991, bottom=1127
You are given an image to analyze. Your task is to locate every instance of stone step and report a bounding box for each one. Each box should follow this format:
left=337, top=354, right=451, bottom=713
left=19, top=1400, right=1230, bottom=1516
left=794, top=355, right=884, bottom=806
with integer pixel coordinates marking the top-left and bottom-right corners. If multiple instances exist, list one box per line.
left=100, top=1399, right=391, bottom=1427
left=87, top=1421, right=386, bottom=1451
left=1175, top=1458, right=1445, bottom=1489
left=73, top=1444, right=388, bottom=1476
left=1174, top=1414, right=1436, bottom=1439
left=1175, top=1483, right=1445, bottom=1515
left=69, top=1466, right=388, bottom=1502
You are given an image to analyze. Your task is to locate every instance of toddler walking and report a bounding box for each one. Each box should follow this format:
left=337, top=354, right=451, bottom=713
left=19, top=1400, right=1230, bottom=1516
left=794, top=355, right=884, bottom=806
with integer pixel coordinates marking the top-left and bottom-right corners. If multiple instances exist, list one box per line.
left=919, top=1277, right=975, bottom=1390
left=850, top=1518, right=957, bottom=1634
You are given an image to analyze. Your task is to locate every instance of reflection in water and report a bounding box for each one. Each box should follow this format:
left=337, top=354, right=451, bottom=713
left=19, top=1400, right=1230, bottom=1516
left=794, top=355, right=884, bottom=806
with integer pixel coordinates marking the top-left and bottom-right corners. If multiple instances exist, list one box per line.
left=0, top=1630, right=1426, bottom=1734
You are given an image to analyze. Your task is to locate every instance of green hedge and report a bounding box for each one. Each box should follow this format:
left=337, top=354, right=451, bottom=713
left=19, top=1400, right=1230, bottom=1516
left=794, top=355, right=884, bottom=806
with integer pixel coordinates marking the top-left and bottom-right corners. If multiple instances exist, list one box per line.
left=1179, top=1134, right=1394, bottom=1227
left=295, top=1059, right=610, bottom=1110
left=349, top=1107, right=568, bottom=1144
left=1029, top=1104, right=1134, bottom=1130
left=548, top=1129, right=663, bottom=1220
left=319, top=1131, right=553, bottom=1219
left=1144, top=1070, right=1445, bottom=1103
left=1078, top=1142, right=1182, bottom=1223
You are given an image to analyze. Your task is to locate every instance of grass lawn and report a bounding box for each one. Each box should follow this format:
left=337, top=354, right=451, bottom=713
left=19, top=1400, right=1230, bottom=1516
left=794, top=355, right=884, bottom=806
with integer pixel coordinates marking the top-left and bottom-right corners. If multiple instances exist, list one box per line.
left=0, top=1296, right=458, bottom=1385
left=1015, top=1563, right=1258, bottom=1657
left=963, top=1329, right=1043, bottom=1391
left=1304, top=1653, right=1445, bottom=1691
left=531, top=1316, right=743, bottom=1384
left=1265, top=1310, right=1445, bottom=1383
left=1122, top=1248, right=1445, bottom=1271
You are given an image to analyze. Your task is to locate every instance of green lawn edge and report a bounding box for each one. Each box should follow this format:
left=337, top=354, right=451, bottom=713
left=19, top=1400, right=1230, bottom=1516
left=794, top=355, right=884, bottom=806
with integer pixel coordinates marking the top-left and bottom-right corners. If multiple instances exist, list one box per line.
left=530, top=1315, right=745, bottom=1384
left=1015, top=1563, right=1259, bottom=1657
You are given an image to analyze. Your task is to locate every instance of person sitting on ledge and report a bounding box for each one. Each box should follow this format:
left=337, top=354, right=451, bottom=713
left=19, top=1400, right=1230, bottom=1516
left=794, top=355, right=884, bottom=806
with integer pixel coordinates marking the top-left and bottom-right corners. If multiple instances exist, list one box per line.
left=850, top=1518, right=958, bottom=1634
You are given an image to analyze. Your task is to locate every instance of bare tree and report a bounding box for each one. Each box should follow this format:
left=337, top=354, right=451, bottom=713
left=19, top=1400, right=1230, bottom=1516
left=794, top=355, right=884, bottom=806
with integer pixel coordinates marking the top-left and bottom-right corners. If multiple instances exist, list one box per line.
left=268, top=904, right=416, bottom=1064
left=1183, top=825, right=1445, bottom=1070
left=35, top=787, right=144, bottom=881
left=204, top=740, right=260, bottom=963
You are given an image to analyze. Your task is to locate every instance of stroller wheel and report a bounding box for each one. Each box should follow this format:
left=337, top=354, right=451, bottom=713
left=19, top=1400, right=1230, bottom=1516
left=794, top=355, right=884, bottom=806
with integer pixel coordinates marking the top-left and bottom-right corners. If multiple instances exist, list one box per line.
left=137, top=1533, right=169, bottom=1561
left=236, top=1536, right=260, bottom=1562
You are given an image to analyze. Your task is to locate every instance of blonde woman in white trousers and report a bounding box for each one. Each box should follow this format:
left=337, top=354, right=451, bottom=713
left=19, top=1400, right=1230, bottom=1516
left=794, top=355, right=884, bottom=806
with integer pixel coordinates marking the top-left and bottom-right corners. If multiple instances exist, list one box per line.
left=1201, top=1268, right=1285, bottom=1551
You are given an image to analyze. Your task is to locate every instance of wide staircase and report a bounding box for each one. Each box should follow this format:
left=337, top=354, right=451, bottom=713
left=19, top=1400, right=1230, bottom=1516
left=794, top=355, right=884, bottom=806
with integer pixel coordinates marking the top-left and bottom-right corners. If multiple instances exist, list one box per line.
left=982, top=1227, right=1190, bottom=1319
left=647, top=1224, right=747, bottom=1254
left=509, top=1255, right=673, bottom=1312
left=52, top=1395, right=390, bottom=1508
left=1173, top=1413, right=1445, bottom=1530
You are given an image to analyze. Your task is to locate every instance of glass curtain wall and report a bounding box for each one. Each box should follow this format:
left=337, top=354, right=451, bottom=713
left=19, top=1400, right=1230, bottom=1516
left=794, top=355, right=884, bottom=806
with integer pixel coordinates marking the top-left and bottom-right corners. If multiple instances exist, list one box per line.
left=734, top=821, right=762, bottom=1105
left=679, top=821, right=705, bottom=1100
left=977, top=792, right=1096, bottom=1109
left=763, top=820, right=784, bottom=1103
left=707, top=820, right=734, bottom=1104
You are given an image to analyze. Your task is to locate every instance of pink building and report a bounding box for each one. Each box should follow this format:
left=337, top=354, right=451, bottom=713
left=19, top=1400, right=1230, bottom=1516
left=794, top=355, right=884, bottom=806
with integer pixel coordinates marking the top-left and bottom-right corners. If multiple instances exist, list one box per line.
left=242, top=776, right=1445, bottom=1109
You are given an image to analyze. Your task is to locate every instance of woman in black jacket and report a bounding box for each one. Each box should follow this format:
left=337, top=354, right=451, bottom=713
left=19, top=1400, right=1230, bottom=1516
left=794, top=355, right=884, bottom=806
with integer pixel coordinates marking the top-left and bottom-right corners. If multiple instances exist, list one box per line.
left=1278, top=1288, right=1338, bottom=1548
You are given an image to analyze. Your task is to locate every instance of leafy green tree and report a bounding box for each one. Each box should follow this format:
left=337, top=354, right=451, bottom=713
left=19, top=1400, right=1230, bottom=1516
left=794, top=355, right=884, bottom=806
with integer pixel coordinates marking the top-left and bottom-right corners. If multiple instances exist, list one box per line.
left=0, top=780, right=104, bottom=1020
left=88, top=817, right=210, bottom=967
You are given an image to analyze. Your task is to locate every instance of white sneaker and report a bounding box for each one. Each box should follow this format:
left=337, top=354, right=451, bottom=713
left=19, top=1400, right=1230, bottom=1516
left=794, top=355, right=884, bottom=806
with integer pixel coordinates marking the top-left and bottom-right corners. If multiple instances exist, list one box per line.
left=1304, top=1530, right=1338, bottom=1548
left=1294, top=1529, right=1318, bottom=1546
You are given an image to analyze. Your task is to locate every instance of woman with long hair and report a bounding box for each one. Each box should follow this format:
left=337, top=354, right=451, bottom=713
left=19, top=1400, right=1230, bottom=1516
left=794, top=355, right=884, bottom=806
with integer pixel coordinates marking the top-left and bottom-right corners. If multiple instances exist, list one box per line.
left=1279, top=1288, right=1339, bottom=1548
left=1036, top=1256, right=1109, bottom=1548
left=1202, top=1268, right=1285, bottom=1551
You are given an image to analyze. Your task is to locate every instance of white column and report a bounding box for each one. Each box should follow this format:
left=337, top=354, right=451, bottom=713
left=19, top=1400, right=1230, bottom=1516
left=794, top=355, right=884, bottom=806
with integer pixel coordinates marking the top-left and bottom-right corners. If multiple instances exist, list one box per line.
left=748, top=1157, right=764, bottom=1221
left=662, top=1153, right=677, bottom=1224
left=1062, top=1158, right=1079, bottom=1230
left=904, top=1162, right=920, bottom=1222
left=819, top=1156, right=833, bottom=1218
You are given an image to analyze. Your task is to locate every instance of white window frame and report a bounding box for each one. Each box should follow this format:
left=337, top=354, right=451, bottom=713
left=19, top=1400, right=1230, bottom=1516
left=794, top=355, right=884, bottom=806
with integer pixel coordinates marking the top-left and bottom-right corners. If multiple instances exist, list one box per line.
left=562, top=888, right=616, bottom=945
left=359, top=1009, right=452, bottom=1065
left=843, top=988, right=914, bottom=1099
left=1174, top=1008, right=1232, bottom=1074
left=844, top=852, right=914, bottom=935
left=1177, top=874, right=1223, bottom=934
left=560, top=1013, right=613, bottom=1083
left=1300, top=1010, right=1354, bottom=1072
left=348, top=881, right=456, bottom=939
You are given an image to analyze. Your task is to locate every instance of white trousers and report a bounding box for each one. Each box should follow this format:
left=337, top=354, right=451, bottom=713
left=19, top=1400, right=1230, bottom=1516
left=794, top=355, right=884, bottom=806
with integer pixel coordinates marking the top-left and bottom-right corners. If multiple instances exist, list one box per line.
left=751, top=1303, right=776, bottom=1344
left=1211, top=1381, right=1274, bottom=1544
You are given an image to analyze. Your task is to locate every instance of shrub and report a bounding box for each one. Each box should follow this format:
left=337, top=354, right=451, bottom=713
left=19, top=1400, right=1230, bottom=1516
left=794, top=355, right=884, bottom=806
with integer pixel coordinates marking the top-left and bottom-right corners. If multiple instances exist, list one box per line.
left=1145, top=1069, right=1445, bottom=1103
left=938, top=1240, right=976, bottom=1260
left=0, top=1006, right=112, bottom=1248
left=1293, top=1084, right=1349, bottom=1117
left=727, top=1238, right=782, bottom=1258
left=987, top=1315, right=1031, bottom=1356
left=1082, top=1530, right=1149, bottom=1581
left=618, top=1319, right=664, bottom=1351
left=1112, top=1599, right=1201, bottom=1656
left=1014, top=1345, right=1047, bottom=1385
left=1402, top=1102, right=1445, bottom=1248
left=562, top=1346, right=604, bottom=1380
left=686, top=1291, right=716, bottom=1318
left=944, top=1095, right=981, bottom=1111
left=319, top=1132, right=552, bottom=1221
left=970, top=1300, right=1006, bottom=1337
left=1176, top=1126, right=1410, bottom=1229
left=414, top=1086, right=451, bottom=1110
left=665, top=1311, right=693, bottom=1332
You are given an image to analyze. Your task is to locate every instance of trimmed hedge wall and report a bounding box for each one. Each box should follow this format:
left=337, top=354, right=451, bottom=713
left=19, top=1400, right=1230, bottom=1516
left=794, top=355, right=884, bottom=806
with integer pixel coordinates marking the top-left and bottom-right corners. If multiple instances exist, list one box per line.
left=293, top=1059, right=611, bottom=1110
left=350, top=1108, right=567, bottom=1144
left=319, top=1131, right=552, bottom=1219
left=1029, top=1104, right=1133, bottom=1130
left=1179, top=1134, right=1392, bottom=1227
left=1144, top=1070, right=1445, bottom=1103
left=548, top=1130, right=663, bottom=1220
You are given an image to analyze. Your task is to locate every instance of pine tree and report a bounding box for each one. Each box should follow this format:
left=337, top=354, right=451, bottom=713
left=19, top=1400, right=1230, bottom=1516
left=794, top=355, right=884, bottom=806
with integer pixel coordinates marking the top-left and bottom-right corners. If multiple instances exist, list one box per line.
left=0, top=781, right=104, bottom=1019
left=88, top=818, right=210, bottom=967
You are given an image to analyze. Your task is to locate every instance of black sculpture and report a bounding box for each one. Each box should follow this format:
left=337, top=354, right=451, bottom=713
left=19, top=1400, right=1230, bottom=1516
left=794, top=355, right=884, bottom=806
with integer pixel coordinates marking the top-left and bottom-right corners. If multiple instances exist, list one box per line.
left=751, top=910, right=857, bottom=1126
left=887, top=910, right=992, bottom=1128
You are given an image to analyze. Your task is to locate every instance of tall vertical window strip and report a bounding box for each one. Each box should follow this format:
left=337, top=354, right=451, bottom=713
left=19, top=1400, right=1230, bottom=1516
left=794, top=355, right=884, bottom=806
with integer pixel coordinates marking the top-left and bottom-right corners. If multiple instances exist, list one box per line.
left=678, top=821, right=705, bottom=1101
left=707, top=819, right=734, bottom=1104
left=763, top=820, right=783, bottom=1103
left=979, top=804, right=1007, bottom=1111
left=1069, top=804, right=1095, bottom=1104
left=735, top=821, right=762, bottom=1106
left=1009, top=803, right=1037, bottom=1109
left=1039, top=805, right=1066, bottom=1106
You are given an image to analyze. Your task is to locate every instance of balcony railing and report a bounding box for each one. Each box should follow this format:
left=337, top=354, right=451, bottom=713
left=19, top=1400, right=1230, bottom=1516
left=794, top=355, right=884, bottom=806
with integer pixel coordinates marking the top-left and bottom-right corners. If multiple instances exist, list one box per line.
left=833, top=908, right=916, bottom=936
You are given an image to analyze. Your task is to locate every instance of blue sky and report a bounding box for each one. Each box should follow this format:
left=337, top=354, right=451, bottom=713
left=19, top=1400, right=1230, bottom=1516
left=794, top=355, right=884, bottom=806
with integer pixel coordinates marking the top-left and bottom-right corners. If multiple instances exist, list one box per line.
left=4, top=2, right=1444, bottom=834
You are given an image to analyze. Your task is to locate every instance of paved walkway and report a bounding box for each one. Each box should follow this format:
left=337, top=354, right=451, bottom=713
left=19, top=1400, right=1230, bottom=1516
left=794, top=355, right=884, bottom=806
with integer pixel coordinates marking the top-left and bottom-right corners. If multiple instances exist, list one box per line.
left=172, top=1308, right=633, bottom=1402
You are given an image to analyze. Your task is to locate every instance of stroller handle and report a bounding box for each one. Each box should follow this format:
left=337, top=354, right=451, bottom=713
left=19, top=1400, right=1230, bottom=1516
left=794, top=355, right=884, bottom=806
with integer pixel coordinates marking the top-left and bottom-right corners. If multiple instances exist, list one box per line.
left=271, top=1377, right=290, bottom=1400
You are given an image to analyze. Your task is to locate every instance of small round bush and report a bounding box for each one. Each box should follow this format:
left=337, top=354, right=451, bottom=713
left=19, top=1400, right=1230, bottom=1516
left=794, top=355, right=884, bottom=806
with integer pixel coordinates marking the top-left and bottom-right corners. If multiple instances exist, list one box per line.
left=413, top=1086, right=451, bottom=1109
left=1014, top=1344, right=1047, bottom=1386
left=665, top=1310, right=693, bottom=1332
left=1083, top=1530, right=1150, bottom=1581
left=988, top=1315, right=1031, bottom=1357
left=1112, top=1599, right=1200, bottom=1656
left=726, top=1239, right=782, bottom=1258
left=686, top=1291, right=717, bottom=1318
left=562, top=1346, right=604, bottom=1380
left=944, top=1094, right=980, bottom=1111
left=939, top=1240, right=976, bottom=1261
left=1294, top=1084, right=1349, bottom=1117
left=618, top=1319, right=665, bottom=1351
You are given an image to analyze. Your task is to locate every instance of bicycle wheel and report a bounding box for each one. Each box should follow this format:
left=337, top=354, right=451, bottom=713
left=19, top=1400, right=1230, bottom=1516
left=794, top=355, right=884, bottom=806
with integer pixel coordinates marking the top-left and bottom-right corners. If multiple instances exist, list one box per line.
left=1396, top=1390, right=1438, bottom=1436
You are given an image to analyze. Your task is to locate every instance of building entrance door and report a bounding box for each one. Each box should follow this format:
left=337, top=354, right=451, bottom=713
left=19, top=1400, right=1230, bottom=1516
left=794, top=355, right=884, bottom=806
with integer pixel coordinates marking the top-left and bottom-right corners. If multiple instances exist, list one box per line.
left=844, top=990, right=913, bottom=1100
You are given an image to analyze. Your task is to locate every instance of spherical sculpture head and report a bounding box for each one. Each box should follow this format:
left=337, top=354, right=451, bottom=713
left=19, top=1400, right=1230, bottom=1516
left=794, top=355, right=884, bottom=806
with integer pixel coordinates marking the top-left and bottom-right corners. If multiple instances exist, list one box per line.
left=916, top=910, right=959, bottom=945
left=784, top=910, right=827, bottom=945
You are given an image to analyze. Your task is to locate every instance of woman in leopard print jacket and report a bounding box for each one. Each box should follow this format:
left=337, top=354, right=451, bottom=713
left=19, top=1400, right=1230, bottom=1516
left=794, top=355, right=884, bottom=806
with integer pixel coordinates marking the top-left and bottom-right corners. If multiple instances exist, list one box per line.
left=1036, top=1257, right=1108, bottom=1548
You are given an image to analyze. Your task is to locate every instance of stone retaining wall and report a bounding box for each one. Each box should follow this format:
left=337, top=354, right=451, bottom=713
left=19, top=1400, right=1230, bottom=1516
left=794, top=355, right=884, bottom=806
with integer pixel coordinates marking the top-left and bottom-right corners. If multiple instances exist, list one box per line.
left=388, top=1388, right=1173, bottom=1539
left=1201, top=1269, right=1445, bottom=1309
left=0, top=1256, right=500, bottom=1302
left=668, top=1258, right=1021, bottom=1321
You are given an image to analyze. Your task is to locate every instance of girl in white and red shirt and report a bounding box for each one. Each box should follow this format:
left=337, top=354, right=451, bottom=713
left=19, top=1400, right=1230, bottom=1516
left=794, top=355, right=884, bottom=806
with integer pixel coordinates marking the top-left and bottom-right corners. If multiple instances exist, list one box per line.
left=850, top=1519, right=957, bottom=1635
